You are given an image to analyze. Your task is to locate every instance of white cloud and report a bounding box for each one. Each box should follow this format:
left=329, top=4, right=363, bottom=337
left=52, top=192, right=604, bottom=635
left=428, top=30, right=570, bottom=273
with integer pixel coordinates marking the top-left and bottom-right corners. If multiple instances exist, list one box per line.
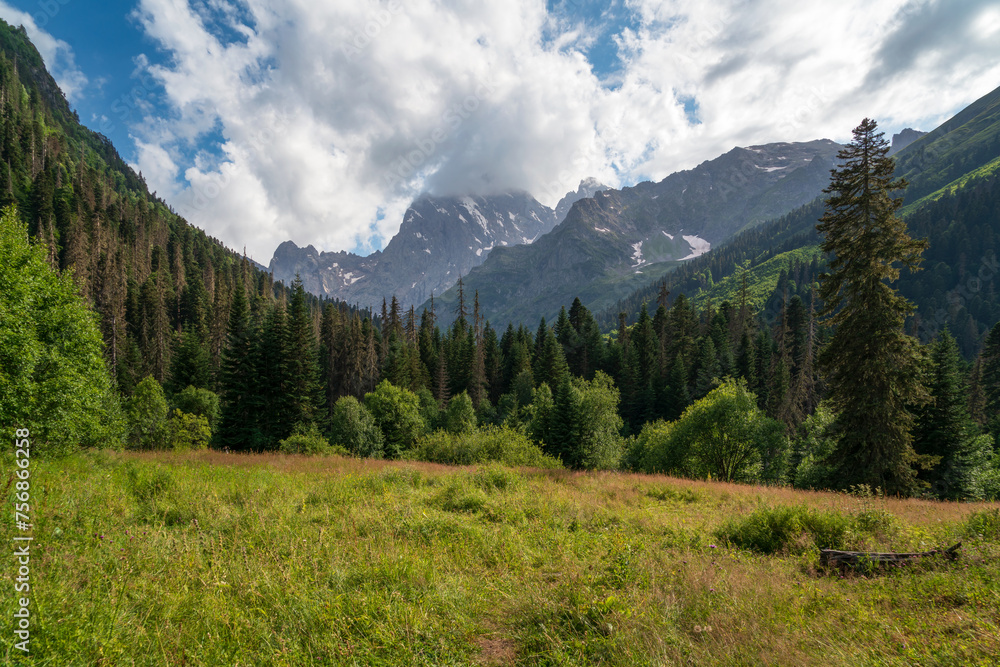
left=128, top=0, right=1000, bottom=261
left=0, top=1, right=88, bottom=100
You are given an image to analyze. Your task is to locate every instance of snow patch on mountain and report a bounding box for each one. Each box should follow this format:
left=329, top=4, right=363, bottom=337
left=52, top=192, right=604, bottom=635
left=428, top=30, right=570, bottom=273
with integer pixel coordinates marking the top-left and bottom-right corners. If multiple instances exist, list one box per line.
left=680, top=235, right=711, bottom=260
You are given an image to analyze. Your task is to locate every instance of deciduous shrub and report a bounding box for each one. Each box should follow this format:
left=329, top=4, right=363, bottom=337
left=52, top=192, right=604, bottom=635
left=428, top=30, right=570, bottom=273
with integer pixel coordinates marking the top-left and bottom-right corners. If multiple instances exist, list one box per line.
left=330, top=396, right=384, bottom=458
left=444, top=391, right=477, bottom=434
left=279, top=423, right=347, bottom=456
left=629, top=378, right=787, bottom=483
left=168, top=410, right=211, bottom=451
left=715, top=504, right=852, bottom=554
left=1, top=206, right=124, bottom=455
left=171, top=386, right=220, bottom=431
left=364, top=380, right=426, bottom=458
left=405, top=425, right=562, bottom=468
left=128, top=377, right=170, bottom=450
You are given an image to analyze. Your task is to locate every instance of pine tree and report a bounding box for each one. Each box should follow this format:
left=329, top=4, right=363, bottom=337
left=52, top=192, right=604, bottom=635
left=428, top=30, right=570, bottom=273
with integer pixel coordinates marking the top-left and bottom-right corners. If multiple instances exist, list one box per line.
left=167, top=324, right=210, bottom=394
left=319, top=303, right=341, bottom=426
left=217, top=286, right=258, bottom=449
left=549, top=375, right=582, bottom=467
left=256, top=300, right=289, bottom=446
left=663, top=354, right=690, bottom=421
left=968, top=354, right=987, bottom=427
left=483, top=323, right=504, bottom=404
left=981, top=321, right=1000, bottom=431
left=816, top=118, right=929, bottom=495
left=913, top=331, right=979, bottom=498
left=692, top=336, right=720, bottom=400
left=534, top=327, right=570, bottom=390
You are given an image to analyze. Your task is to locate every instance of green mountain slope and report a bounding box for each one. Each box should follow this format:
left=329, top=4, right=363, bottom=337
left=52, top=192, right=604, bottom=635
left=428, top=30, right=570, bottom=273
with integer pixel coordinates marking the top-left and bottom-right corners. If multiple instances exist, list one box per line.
left=0, top=19, right=352, bottom=392
left=895, top=83, right=1000, bottom=204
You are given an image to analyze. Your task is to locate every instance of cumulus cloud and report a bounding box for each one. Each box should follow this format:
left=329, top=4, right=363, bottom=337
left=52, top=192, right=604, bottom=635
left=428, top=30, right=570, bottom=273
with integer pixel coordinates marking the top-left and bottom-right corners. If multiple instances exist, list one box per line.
left=0, top=1, right=88, bottom=100
left=127, top=0, right=1000, bottom=261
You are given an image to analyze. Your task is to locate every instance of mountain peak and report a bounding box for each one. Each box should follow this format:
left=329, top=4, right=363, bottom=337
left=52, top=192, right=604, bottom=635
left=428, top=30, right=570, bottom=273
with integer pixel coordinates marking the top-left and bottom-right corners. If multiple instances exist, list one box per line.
left=555, top=178, right=609, bottom=222
left=888, top=128, right=927, bottom=156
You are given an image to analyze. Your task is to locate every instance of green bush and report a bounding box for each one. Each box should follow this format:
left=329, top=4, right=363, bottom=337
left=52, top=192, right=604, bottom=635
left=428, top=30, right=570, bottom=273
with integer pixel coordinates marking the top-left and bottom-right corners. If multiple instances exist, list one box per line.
left=960, top=437, right=1000, bottom=500
left=330, top=395, right=384, bottom=458
left=629, top=379, right=787, bottom=483
left=168, top=410, right=211, bottom=451
left=405, top=425, right=562, bottom=468
left=792, top=403, right=838, bottom=489
left=364, top=380, right=426, bottom=458
left=127, top=377, right=170, bottom=450
left=416, top=386, right=441, bottom=430
left=968, top=454, right=1000, bottom=501
left=171, top=386, right=220, bottom=430
left=444, top=391, right=477, bottom=434
left=0, top=205, right=125, bottom=456
left=715, top=504, right=851, bottom=554
left=279, top=423, right=347, bottom=456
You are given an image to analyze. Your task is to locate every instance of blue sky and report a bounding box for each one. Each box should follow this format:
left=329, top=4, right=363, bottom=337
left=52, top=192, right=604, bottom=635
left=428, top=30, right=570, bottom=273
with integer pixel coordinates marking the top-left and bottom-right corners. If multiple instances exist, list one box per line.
left=1, top=0, right=999, bottom=262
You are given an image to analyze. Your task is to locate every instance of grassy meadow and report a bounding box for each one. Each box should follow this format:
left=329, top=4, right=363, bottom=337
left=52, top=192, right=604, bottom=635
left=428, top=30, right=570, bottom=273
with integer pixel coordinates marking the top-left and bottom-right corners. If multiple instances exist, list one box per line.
left=3, top=450, right=1000, bottom=666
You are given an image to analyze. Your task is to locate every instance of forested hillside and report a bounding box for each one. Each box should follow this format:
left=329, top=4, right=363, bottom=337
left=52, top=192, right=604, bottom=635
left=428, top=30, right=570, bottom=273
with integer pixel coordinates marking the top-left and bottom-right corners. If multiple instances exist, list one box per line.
left=0, top=20, right=371, bottom=391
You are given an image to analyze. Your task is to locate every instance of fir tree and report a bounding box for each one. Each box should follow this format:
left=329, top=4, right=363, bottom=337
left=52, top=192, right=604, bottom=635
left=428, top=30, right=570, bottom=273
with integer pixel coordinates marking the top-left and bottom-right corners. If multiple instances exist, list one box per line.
left=663, top=354, right=690, bottom=421
left=284, top=277, right=322, bottom=430
left=256, top=300, right=289, bottom=446
left=913, top=331, right=980, bottom=498
left=167, top=324, right=210, bottom=394
left=548, top=376, right=582, bottom=467
left=981, top=321, right=1000, bottom=431
left=816, top=118, right=929, bottom=495
left=217, top=286, right=258, bottom=449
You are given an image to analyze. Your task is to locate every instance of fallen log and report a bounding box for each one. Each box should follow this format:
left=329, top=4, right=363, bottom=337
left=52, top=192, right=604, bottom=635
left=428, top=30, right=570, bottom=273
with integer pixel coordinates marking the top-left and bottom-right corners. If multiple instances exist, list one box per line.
left=820, top=542, right=961, bottom=568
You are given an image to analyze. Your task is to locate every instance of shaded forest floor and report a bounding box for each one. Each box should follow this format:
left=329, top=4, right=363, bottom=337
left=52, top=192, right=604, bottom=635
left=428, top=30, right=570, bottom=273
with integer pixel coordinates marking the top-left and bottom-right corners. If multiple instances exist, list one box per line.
left=3, top=450, right=1000, bottom=666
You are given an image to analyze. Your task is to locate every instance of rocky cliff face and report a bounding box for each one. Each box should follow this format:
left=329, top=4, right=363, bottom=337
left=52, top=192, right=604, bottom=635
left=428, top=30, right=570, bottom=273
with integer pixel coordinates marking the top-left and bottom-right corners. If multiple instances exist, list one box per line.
left=268, top=188, right=593, bottom=309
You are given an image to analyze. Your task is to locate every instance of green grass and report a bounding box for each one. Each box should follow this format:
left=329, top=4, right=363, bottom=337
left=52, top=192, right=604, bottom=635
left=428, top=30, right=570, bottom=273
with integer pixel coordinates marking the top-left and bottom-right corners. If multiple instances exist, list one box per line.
left=2, top=450, right=999, bottom=666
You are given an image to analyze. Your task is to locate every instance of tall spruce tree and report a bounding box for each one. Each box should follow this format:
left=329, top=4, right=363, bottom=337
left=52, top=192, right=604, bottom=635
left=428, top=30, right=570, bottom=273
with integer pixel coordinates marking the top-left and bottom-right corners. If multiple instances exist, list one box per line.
left=816, top=118, right=929, bottom=495
left=981, top=321, right=1000, bottom=432
left=217, top=285, right=258, bottom=449
left=913, top=330, right=978, bottom=498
